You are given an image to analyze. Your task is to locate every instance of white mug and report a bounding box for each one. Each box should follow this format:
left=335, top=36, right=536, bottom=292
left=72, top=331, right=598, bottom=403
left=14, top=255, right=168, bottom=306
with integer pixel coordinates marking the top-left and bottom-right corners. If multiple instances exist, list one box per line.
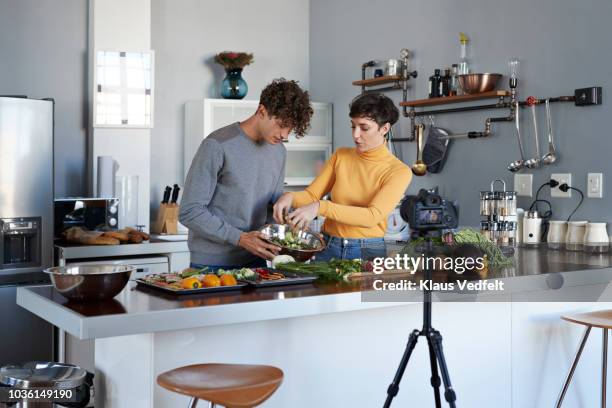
left=584, top=222, right=609, bottom=253
left=547, top=221, right=567, bottom=249
left=565, top=221, right=588, bottom=251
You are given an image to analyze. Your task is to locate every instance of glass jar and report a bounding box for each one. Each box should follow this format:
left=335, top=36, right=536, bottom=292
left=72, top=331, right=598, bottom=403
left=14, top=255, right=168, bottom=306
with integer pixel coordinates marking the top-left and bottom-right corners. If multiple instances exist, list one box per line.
left=499, top=191, right=517, bottom=216
left=480, top=191, right=493, bottom=216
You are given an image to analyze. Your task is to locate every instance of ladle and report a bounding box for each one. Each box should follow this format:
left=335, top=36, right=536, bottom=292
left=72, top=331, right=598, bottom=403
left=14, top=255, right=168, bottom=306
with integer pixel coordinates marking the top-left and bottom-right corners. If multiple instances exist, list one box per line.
left=541, top=99, right=557, bottom=164
left=524, top=101, right=541, bottom=168
left=507, top=101, right=526, bottom=172
left=411, top=124, right=427, bottom=176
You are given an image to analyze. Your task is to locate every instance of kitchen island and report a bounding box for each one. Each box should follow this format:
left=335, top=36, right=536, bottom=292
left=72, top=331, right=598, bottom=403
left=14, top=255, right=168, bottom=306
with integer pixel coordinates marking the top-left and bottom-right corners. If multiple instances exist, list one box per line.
left=17, top=247, right=612, bottom=407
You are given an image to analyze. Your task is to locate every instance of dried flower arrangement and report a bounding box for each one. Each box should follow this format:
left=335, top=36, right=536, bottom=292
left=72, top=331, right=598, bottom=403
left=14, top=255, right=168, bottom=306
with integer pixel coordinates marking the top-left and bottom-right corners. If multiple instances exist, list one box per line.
left=214, top=51, right=254, bottom=70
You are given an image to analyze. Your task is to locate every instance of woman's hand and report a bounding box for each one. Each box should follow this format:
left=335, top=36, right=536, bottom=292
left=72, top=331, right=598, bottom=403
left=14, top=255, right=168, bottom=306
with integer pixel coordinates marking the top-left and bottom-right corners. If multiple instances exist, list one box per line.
left=273, top=193, right=294, bottom=224
left=286, top=201, right=320, bottom=230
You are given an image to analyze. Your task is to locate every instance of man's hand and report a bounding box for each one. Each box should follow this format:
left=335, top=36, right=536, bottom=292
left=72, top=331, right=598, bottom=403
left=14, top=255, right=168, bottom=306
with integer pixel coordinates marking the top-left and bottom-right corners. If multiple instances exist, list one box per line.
left=273, top=193, right=294, bottom=224
left=285, top=201, right=320, bottom=231
left=238, top=231, right=281, bottom=260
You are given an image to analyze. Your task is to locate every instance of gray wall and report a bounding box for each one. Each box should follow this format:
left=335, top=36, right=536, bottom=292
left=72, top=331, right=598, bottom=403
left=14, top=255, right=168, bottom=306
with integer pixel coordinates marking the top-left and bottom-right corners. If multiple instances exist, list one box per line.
left=0, top=0, right=88, bottom=197
left=150, top=0, right=309, bottom=207
left=310, top=0, right=612, bottom=227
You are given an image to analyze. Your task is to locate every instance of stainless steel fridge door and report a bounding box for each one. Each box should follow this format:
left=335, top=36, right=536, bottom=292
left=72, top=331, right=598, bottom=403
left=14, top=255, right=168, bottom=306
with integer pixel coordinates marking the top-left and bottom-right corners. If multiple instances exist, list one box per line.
left=0, top=285, right=53, bottom=364
left=0, top=97, right=53, bottom=274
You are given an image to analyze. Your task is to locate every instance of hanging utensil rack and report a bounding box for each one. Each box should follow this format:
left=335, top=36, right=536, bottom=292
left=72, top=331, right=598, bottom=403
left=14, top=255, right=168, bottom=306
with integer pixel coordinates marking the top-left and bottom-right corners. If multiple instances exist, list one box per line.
left=394, top=93, right=580, bottom=142
left=354, top=59, right=601, bottom=143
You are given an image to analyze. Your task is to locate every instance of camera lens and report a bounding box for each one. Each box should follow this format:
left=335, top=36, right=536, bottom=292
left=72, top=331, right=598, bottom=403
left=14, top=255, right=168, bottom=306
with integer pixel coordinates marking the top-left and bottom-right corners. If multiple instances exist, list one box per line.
left=424, top=195, right=441, bottom=206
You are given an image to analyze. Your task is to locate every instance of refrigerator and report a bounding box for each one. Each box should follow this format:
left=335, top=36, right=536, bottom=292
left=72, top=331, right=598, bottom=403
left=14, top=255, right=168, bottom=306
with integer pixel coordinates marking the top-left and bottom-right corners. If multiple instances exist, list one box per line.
left=0, top=96, right=54, bottom=364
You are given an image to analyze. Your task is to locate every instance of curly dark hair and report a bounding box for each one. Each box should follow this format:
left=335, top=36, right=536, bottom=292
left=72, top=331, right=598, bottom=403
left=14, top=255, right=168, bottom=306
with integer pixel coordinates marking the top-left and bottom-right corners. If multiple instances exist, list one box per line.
left=259, top=78, right=313, bottom=138
left=349, top=93, right=399, bottom=127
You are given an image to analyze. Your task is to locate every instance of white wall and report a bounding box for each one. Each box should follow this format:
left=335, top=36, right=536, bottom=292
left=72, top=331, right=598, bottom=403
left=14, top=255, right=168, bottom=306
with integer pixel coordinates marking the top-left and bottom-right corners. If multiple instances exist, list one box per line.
left=89, top=0, right=152, bottom=230
left=150, top=0, right=310, bottom=210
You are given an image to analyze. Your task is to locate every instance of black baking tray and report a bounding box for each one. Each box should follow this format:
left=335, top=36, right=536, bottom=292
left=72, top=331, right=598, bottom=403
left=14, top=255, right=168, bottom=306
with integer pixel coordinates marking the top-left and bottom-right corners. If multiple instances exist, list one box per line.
left=135, top=279, right=248, bottom=295
left=245, top=268, right=317, bottom=288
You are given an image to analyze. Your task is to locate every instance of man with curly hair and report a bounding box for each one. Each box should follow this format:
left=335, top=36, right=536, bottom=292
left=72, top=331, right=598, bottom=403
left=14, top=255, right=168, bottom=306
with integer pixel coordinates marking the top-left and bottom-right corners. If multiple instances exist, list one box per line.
left=180, top=79, right=313, bottom=270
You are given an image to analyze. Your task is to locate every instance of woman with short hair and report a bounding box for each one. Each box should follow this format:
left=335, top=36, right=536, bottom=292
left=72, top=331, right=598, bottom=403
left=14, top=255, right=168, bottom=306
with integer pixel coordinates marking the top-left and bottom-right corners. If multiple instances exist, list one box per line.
left=273, top=93, right=412, bottom=261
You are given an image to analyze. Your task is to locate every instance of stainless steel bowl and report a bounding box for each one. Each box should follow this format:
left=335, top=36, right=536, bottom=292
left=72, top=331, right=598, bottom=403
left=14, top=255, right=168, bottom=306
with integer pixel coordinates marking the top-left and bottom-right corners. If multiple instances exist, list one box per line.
left=44, top=265, right=134, bottom=302
left=260, top=224, right=325, bottom=262
left=458, top=73, right=502, bottom=94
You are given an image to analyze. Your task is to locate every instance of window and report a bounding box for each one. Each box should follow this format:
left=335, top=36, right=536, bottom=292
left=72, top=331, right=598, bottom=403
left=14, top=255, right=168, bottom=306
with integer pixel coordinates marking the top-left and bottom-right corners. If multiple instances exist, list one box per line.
left=94, top=50, right=154, bottom=128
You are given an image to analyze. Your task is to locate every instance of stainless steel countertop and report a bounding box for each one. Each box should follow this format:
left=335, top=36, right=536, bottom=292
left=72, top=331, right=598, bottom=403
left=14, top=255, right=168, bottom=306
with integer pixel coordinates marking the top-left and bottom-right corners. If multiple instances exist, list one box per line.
left=17, top=247, right=612, bottom=340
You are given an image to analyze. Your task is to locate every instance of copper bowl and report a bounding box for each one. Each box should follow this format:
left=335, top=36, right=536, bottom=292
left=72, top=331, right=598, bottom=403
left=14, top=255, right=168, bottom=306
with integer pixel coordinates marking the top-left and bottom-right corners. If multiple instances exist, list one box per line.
left=44, top=265, right=134, bottom=302
left=260, top=224, right=325, bottom=262
left=458, top=73, right=502, bottom=94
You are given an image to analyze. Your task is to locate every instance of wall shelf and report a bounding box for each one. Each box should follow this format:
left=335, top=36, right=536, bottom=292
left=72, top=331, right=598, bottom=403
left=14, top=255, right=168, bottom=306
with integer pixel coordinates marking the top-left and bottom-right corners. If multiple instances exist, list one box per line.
left=352, top=75, right=402, bottom=87
left=400, top=90, right=510, bottom=108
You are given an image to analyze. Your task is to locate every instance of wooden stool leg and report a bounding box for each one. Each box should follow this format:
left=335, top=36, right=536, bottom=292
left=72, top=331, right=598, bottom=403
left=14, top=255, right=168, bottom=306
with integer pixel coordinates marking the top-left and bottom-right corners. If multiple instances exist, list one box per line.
left=602, top=328, right=608, bottom=408
left=556, top=326, right=592, bottom=408
left=188, top=397, right=198, bottom=408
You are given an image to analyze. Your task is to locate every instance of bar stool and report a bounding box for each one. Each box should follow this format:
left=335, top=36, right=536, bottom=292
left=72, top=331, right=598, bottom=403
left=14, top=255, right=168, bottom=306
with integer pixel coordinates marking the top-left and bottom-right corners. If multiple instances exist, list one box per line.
left=556, top=310, right=612, bottom=408
left=157, top=363, right=283, bottom=408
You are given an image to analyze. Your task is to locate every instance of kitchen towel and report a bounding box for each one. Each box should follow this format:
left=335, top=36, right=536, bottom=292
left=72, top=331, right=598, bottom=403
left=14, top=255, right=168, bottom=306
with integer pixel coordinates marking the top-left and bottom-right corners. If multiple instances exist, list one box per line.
left=97, top=156, right=115, bottom=198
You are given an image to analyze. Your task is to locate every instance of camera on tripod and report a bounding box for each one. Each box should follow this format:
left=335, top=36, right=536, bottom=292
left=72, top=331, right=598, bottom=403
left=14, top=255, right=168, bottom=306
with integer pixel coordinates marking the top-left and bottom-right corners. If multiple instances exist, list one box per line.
left=400, top=188, right=459, bottom=232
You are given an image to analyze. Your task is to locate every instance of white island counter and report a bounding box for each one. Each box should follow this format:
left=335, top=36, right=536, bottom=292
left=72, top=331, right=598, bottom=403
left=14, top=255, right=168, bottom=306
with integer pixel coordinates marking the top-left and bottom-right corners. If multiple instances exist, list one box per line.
left=17, top=248, right=612, bottom=407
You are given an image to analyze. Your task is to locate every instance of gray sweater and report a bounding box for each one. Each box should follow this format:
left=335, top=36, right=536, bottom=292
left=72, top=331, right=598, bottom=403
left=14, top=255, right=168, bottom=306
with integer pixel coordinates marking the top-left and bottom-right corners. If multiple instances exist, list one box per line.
left=179, top=123, right=286, bottom=266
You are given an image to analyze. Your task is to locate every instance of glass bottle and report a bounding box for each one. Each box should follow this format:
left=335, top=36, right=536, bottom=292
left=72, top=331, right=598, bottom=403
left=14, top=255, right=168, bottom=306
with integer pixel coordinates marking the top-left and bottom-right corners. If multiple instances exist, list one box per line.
left=458, top=32, right=470, bottom=75
left=449, top=64, right=459, bottom=96
left=428, top=69, right=442, bottom=98
left=440, top=68, right=451, bottom=97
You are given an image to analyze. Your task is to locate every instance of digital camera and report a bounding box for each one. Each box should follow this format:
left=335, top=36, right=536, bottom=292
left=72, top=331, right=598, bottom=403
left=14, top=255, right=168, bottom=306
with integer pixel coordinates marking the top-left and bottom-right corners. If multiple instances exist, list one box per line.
left=399, top=188, right=459, bottom=232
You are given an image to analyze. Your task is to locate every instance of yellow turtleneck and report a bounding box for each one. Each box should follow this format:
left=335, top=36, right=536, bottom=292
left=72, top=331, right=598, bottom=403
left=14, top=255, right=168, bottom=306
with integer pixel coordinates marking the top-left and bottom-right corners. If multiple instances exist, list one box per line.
left=290, top=143, right=412, bottom=238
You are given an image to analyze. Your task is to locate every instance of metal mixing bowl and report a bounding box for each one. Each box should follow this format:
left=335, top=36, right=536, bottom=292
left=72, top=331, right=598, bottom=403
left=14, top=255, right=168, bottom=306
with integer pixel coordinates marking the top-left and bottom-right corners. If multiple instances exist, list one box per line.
left=44, top=265, right=134, bottom=302
left=260, top=224, right=325, bottom=262
left=458, top=73, right=502, bottom=94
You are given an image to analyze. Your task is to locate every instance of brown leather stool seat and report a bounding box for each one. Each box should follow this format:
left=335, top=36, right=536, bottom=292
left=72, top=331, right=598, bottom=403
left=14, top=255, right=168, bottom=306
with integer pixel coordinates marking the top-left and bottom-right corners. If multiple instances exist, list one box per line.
left=556, top=310, right=612, bottom=408
left=157, top=363, right=283, bottom=408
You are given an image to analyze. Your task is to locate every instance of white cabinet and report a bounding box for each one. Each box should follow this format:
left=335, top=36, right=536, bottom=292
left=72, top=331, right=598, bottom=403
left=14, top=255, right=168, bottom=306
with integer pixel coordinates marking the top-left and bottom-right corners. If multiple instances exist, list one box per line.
left=184, top=99, right=332, bottom=186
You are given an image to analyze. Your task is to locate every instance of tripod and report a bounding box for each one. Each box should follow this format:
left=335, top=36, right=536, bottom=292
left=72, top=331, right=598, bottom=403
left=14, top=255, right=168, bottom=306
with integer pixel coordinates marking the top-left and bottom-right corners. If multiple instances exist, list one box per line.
left=383, top=235, right=457, bottom=408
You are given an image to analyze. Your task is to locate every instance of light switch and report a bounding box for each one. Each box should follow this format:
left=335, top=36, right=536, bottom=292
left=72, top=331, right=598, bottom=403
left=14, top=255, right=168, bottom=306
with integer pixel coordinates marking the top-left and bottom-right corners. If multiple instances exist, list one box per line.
left=587, top=173, right=603, bottom=198
left=514, top=174, right=533, bottom=197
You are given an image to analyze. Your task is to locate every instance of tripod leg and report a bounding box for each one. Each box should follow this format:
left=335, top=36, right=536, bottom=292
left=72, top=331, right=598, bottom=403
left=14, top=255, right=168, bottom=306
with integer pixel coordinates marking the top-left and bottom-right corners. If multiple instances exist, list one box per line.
left=426, top=336, right=443, bottom=408
left=383, top=329, right=420, bottom=408
left=430, top=329, right=457, bottom=408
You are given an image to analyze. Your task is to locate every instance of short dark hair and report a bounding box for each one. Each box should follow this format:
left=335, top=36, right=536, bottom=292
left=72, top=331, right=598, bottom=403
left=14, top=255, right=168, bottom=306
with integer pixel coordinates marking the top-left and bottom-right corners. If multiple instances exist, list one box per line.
left=259, top=78, right=313, bottom=138
left=349, top=93, right=399, bottom=127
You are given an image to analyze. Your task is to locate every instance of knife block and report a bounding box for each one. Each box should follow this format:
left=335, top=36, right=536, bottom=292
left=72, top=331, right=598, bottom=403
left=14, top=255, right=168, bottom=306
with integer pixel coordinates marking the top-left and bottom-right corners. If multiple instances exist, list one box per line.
left=153, top=203, right=179, bottom=234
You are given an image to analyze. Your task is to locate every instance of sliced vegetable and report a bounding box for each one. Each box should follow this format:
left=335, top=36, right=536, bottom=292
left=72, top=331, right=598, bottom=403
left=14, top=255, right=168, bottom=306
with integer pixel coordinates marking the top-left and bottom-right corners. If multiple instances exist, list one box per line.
left=271, top=254, right=296, bottom=268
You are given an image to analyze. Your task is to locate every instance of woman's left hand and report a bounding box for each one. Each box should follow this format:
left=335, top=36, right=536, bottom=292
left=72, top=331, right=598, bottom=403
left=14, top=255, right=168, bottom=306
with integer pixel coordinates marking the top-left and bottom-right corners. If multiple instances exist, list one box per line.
left=285, top=201, right=320, bottom=230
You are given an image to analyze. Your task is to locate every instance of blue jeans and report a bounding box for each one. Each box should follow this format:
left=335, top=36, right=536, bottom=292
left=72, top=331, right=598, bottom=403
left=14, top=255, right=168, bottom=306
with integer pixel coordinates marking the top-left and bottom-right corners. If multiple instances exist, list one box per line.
left=314, top=234, right=387, bottom=262
left=190, top=258, right=267, bottom=273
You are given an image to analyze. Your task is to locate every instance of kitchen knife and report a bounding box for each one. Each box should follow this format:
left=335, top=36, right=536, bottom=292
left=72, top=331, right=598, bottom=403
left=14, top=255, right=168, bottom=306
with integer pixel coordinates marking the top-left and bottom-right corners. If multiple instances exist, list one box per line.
left=171, top=184, right=180, bottom=204
left=162, top=186, right=172, bottom=204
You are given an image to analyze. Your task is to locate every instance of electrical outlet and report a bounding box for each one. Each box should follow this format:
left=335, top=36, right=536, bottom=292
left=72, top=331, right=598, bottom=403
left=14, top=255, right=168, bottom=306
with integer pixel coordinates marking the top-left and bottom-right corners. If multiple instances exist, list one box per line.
left=587, top=173, right=603, bottom=198
left=514, top=174, right=533, bottom=197
left=551, top=173, right=572, bottom=198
